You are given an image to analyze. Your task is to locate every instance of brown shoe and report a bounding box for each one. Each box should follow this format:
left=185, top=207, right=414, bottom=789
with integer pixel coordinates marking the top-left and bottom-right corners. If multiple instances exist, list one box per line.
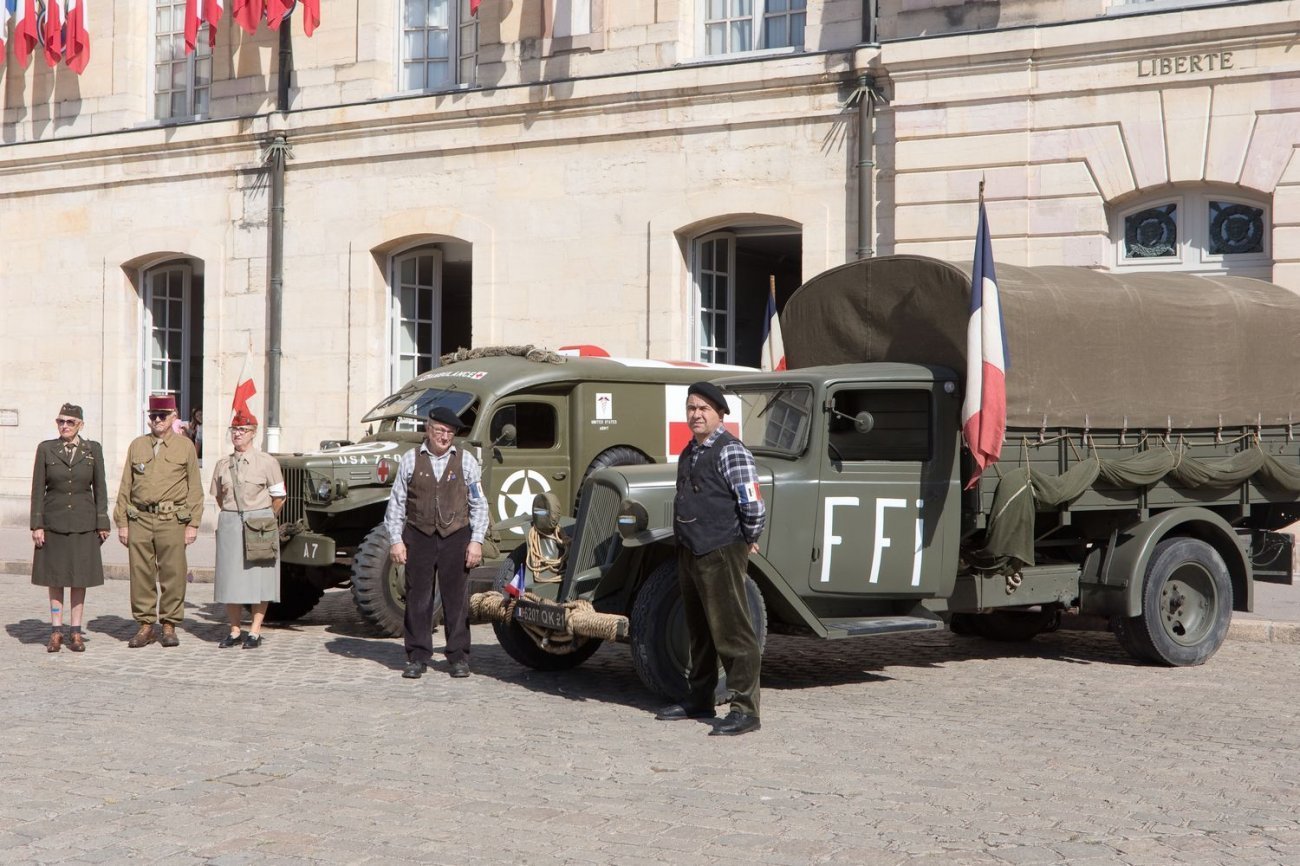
left=68, top=632, right=85, bottom=652
left=127, top=624, right=156, bottom=648
left=46, top=631, right=63, bottom=653
left=158, top=623, right=180, bottom=648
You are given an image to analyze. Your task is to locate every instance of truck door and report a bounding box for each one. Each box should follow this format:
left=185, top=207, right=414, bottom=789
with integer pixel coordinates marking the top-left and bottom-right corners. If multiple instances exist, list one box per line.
left=484, top=398, right=572, bottom=537
left=809, top=385, right=947, bottom=596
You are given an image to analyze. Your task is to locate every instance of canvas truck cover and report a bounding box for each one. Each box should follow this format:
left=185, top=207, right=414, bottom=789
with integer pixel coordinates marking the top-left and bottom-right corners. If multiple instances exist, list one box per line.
left=781, top=255, right=1300, bottom=430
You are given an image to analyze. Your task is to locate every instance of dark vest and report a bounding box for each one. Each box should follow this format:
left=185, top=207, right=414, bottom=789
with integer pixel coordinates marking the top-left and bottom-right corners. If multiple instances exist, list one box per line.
left=674, top=429, right=744, bottom=555
left=405, top=449, right=470, bottom=538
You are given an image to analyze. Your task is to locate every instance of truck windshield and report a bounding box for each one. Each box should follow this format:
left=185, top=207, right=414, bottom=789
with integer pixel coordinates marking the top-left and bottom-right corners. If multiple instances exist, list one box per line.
left=361, top=387, right=478, bottom=432
left=733, top=385, right=814, bottom=457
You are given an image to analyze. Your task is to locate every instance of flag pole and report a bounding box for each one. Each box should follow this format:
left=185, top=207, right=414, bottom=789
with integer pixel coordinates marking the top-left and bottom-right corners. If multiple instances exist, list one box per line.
left=767, top=274, right=777, bottom=371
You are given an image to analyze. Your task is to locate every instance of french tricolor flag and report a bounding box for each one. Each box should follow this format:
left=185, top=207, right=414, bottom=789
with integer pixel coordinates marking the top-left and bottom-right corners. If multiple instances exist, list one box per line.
left=961, top=196, right=1007, bottom=490
left=504, top=561, right=526, bottom=598
left=761, top=285, right=786, bottom=372
left=735, top=481, right=762, bottom=505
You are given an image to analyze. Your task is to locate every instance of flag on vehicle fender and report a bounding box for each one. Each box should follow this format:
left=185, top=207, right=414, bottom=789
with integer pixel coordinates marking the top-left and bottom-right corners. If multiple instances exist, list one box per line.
left=961, top=190, right=1007, bottom=489
left=504, top=561, right=526, bottom=598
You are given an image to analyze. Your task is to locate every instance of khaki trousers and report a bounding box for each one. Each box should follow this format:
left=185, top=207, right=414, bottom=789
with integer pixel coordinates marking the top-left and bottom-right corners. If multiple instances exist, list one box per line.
left=127, top=512, right=188, bottom=625
left=677, top=541, right=761, bottom=717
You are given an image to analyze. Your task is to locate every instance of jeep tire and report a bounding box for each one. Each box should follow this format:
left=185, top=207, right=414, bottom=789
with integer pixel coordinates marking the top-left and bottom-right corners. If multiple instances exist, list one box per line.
left=489, top=548, right=602, bottom=671
left=350, top=524, right=441, bottom=638
left=264, top=563, right=326, bottom=622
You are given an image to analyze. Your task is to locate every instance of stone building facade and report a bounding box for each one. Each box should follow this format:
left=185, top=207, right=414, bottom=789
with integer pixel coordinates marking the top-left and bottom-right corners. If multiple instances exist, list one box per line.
left=0, top=0, right=1295, bottom=524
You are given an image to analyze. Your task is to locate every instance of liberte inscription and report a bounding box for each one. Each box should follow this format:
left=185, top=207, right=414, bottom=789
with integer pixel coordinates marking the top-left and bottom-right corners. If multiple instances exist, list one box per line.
left=1138, top=51, right=1233, bottom=77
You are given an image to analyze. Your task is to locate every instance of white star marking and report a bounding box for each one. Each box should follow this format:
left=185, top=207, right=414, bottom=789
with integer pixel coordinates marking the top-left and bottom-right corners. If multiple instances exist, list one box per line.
left=496, top=469, right=552, bottom=534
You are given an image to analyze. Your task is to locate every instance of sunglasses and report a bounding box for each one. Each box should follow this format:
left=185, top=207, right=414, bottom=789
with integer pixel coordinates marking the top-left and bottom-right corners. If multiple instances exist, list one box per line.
left=54, top=418, right=80, bottom=426
left=147, top=412, right=172, bottom=421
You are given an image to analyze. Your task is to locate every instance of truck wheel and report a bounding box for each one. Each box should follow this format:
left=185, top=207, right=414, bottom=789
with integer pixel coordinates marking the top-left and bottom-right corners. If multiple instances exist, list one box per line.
left=957, top=607, right=1061, bottom=642
left=629, top=558, right=767, bottom=704
left=1112, top=537, right=1232, bottom=666
left=350, top=525, right=442, bottom=638
left=576, top=447, right=649, bottom=509
left=264, top=564, right=326, bottom=622
left=490, top=550, right=602, bottom=671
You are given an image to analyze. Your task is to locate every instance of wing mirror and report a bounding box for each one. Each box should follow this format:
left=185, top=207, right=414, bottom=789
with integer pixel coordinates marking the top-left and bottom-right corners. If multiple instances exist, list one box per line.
left=854, top=412, right=875, bottom=434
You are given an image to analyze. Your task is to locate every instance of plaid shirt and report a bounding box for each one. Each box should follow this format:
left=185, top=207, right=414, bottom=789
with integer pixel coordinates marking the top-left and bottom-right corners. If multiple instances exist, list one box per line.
left=384, top=443, right=488, bottom=545
left=686, top=426, right=766, bottom=544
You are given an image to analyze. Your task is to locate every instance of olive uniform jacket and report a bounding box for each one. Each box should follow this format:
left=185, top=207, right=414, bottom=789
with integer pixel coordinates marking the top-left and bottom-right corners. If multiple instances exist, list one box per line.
left=30, top=439, right=111, bottom=535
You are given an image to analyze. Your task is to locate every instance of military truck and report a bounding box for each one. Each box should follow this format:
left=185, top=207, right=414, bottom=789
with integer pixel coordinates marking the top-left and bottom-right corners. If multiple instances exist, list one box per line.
left=474, top=257, right=1300, bottom=700
left=272, top=346, right=749, bottom=635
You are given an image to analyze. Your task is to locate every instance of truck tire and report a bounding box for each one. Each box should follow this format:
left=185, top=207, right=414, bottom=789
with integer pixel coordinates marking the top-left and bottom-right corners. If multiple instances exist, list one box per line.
left=629, top=558, right=767, bottom=704
left=264, top=564, right=326, bottom=622
left=576, top=447, right=650, bottom=509
left=1112, top=537, right=1232, bottom=666
left=350, top=524, right=442, bottom=638
left=490, top=550, right=602, bottom=671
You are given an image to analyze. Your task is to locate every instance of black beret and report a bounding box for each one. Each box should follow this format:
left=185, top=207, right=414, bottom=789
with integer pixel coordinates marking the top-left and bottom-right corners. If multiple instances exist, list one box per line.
left=687, top=381, right=729, bottom=416
left=427, top=406, right=466, bottom=431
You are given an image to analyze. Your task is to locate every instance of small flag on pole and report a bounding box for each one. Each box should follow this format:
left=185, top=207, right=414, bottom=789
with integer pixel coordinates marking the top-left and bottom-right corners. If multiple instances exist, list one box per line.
left=470, top=0, right=481, bottom=16
left=961, top=186, right=1008, bottom=489
left=504, top=561, right=526, bottom=598
left=64, top=0, right=90, bottom=72
left=232, top=348, right=258, bottom=423
left=760, top=276, right=786, bottom=372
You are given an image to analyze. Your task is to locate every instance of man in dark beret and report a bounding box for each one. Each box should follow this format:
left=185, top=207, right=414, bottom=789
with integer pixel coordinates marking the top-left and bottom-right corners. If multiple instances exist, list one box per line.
left=656, top=381, right=766, bottom=735
left=382, top=405, right=487, bottom=679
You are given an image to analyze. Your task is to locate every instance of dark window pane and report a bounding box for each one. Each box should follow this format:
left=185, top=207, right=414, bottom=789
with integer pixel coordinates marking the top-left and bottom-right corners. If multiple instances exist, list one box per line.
left=1123, top=203, right=1177, bottom=258
left=1208, top=201, right=1265, bottom=255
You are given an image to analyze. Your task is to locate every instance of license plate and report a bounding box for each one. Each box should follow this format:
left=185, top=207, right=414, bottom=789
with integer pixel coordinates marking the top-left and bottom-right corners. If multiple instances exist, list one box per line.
left=514, top=598, right=567, bottom=631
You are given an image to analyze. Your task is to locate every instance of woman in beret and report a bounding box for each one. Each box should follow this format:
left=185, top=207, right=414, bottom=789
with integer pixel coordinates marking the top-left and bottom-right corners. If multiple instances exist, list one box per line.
left=30, top=404, right=110, bottom=652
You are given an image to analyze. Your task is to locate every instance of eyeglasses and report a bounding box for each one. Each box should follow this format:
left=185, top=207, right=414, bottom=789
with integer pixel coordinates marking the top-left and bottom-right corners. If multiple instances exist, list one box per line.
left=147, top=412, right=172, bottom=421
left=55, top=418, right=80, bottom=426
left=230, top=427, right=254, bottom=435
left=428, top=426, right=457, bottom=437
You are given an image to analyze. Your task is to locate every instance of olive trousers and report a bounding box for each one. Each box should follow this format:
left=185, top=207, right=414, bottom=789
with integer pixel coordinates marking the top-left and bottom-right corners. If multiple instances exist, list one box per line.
left=127, top=512, right=188, bottom=625
left=676, top=541, right=761, bottom=718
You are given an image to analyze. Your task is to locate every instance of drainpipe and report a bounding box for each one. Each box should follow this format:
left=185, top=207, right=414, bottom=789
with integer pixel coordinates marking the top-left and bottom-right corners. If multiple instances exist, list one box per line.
left=264, top=23, right=293, bottom=453
left=855, top=75, right=877, bottom=261
left=864, top=0, right=877, bottom=46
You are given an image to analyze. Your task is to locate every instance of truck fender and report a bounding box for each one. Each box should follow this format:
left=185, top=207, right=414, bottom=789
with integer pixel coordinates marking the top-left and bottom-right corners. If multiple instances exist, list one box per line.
left=1092, top=508, right=1250, bottom=619
left=745, top=554, right=829, bottom=639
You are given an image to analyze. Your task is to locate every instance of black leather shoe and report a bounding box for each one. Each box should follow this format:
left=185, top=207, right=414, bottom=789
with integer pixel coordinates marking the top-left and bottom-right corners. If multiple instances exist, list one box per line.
left=654, top=703, right=716, bottom=721
left=218, top=631, right=243, bottom=648
left=449, top=660, right=470, bottom=678
left=709, top=710, right=760, bottom=736
left=402, top=661, right=427, bottom=679
left=242, top=633, right=263, bottom=649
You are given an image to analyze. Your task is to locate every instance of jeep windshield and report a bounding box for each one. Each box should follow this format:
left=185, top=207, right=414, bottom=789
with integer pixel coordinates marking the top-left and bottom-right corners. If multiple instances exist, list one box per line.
left=362, top=386, right=478, bottom=433
left=733, top=384, right=813, bottom=457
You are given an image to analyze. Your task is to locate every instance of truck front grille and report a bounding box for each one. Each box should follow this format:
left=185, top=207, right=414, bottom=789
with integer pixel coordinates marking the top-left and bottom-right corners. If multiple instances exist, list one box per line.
left=569, top=479, right=623, bottom=575
left=280, top=466, right=306, bottom=527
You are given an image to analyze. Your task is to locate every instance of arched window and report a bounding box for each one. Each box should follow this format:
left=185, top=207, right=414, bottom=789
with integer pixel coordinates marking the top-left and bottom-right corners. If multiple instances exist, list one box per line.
left=1113, top=188, right=1270, bottom=278
left=141, top=259, right=204, bottom=424
left=387, top=241, right=473, bottom=390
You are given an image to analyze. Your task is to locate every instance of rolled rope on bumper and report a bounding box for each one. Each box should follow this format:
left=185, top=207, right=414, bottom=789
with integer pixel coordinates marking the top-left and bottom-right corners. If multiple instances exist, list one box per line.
left=469, top=590, right=629, bottom=641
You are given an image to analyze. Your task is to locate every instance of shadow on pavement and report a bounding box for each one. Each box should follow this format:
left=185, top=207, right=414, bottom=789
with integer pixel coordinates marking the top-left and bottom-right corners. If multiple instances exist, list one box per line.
left=6, top=618, right=55, bottom=645
left=322, top=636, right=407, bottom=671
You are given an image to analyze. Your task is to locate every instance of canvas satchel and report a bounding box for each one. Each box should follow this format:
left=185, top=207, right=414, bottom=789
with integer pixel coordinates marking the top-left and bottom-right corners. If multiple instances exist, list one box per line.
left=230, top=459, right=279, bottom=564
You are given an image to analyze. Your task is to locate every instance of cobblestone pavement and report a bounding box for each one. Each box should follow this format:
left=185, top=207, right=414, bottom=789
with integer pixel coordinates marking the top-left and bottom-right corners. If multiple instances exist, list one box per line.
left=3, top=574, right=1299, bottom=866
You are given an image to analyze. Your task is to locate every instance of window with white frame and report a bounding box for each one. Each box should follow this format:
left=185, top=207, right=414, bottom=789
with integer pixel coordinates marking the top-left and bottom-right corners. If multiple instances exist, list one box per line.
left=391, top=248, right=444, bottom=388
left=402, top=0, right=478, bottom=91
left=554, top=0, right=592, bottom=37
left=691, top=226, right=802, bottom=366
left=154, top=0, right=212, bottom=119
left=1114, top=189, right=1270, bottom=278
left=702, top=0, right=806, bottom=56
left=142, top=262, right=205, bottom=422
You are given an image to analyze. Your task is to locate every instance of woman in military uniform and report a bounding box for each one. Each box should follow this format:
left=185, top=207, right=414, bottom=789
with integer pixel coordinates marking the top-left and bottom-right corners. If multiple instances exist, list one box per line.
left=29, top=404, right=110, bottom=652
left=210, top=410, right=286, bottom=649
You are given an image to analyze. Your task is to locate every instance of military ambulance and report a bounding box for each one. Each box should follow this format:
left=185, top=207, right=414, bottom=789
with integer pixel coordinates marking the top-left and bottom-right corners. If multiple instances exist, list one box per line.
left=272, top=347, right=749, bottom=635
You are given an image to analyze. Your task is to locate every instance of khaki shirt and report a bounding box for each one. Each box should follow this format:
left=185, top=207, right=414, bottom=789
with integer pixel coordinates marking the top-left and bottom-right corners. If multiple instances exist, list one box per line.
left=113, top=432, right=204, bottom=526
left=210, top=449, right=285, bottom=512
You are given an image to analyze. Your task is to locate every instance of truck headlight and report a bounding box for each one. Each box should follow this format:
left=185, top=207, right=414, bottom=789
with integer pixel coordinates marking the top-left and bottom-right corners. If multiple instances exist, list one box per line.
left=315, top=478, right=333, bottom=502
left=617, top=499, right=649, bottom=540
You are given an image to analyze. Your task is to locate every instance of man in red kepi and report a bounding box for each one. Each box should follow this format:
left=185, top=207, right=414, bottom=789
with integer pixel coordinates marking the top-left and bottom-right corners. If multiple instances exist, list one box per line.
left=114, top=394, right=204, bottom=648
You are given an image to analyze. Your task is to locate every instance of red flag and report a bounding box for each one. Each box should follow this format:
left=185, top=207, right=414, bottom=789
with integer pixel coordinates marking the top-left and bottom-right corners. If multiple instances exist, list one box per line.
left=961, top=197, right=1008, bottom=489
left=233, top=0, right=262, bottom=34
left=183, top=0, right=200, bottom=53
left=15, top=0, right=38, bottom=66
left=64, top=0, right=90, bottom=73
left=300, top=0, right=318, bottom=35
left=40, top=0, right=62, bottom=68
left=470, top=0, right=480, bottom=15
left=265, top=0, right=291, bottom=30
left=232, top=353, right=258, bottom=422
left=204, top=0, right=224, bottom=47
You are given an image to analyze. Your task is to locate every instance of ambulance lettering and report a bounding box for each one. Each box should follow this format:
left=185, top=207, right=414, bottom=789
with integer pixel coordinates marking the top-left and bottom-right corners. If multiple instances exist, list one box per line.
left=819, top=497, right=924, bottom=586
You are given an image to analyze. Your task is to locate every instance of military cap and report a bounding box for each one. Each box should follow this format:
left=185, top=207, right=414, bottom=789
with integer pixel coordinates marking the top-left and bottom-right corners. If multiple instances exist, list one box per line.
left=147, top=394, right=178, bottom=413
left=231, top=409, right=258, bottom=427
left=427, top=406, right=466, bottom=431
left=687, top=381, right=729, bottom=416
left=58, top=403, right=83, bottom=420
